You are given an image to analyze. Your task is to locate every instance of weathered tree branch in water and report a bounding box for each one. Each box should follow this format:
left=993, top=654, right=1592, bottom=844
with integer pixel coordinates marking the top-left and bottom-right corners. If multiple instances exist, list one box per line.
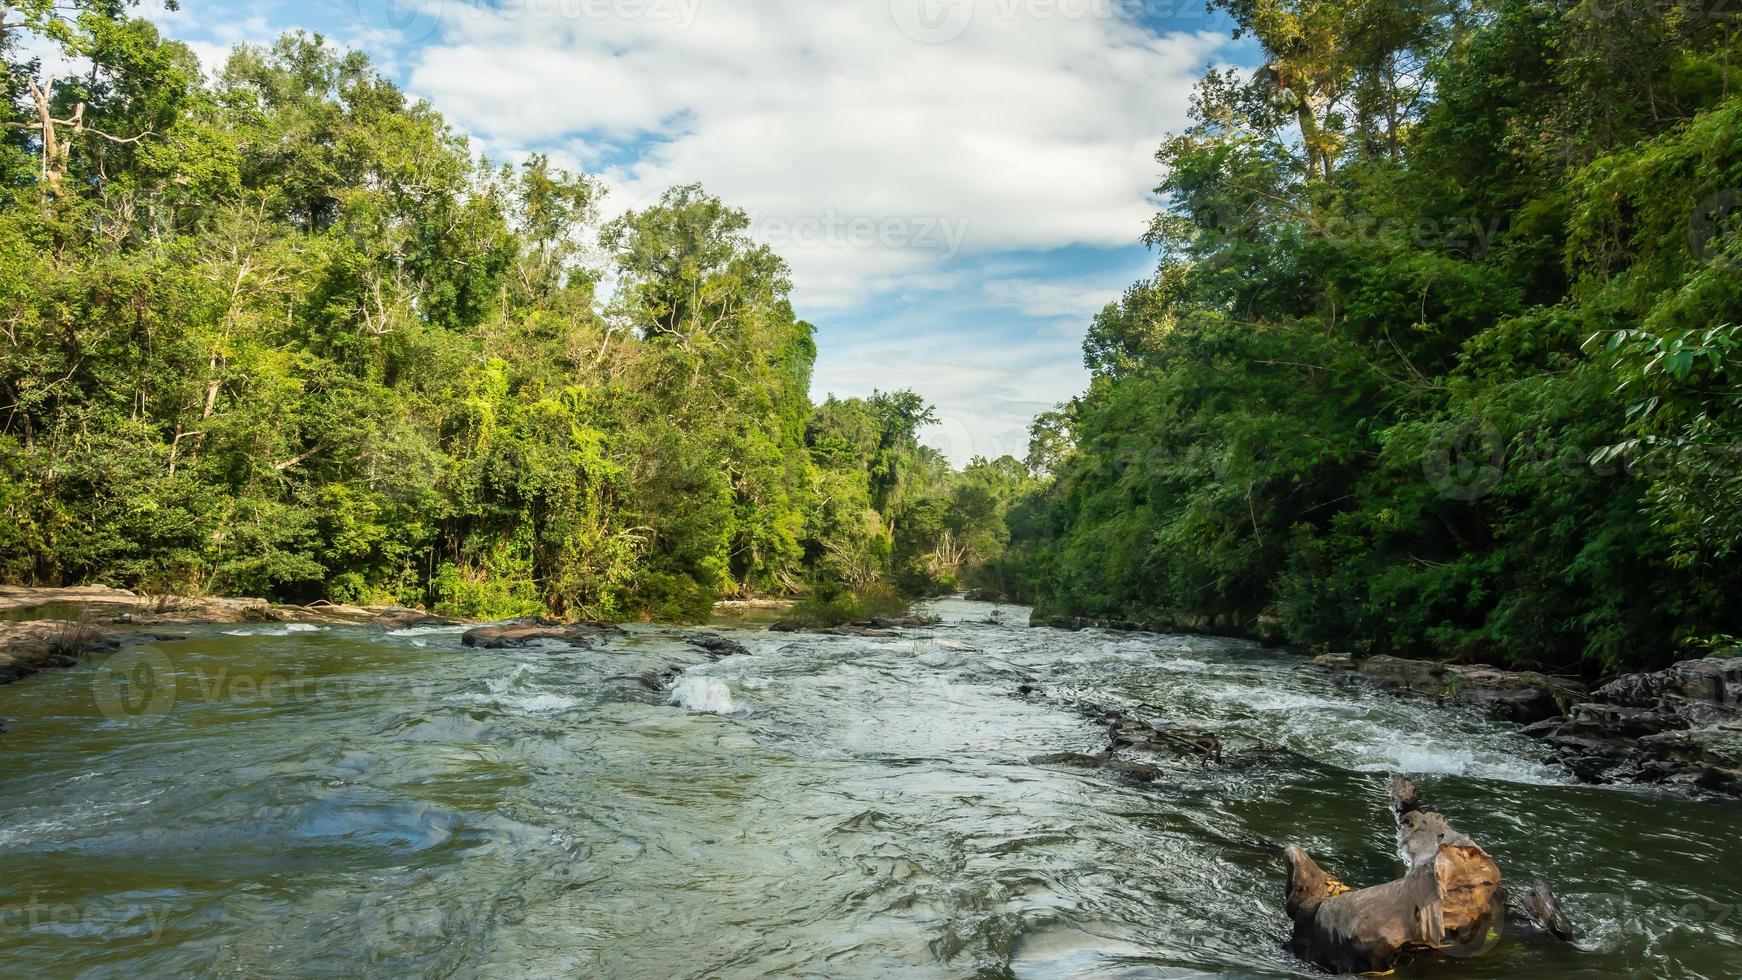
left=1283, top=776, right=1577, bottom=973
left=1283, top=776, right=1504, bottom=974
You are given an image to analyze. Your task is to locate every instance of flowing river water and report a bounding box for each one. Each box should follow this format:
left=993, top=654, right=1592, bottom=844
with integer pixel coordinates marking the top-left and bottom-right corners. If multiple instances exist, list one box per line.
left=2, top=598, right=1740, bottom=977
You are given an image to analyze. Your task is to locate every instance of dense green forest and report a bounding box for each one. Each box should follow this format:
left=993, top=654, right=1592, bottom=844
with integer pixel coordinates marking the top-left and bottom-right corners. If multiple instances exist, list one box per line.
left=0, top=2, right=1030, bottom=621
left=7, top=1, right=1740, bottom=670
left=1001, top=0, right=1742, bottom=673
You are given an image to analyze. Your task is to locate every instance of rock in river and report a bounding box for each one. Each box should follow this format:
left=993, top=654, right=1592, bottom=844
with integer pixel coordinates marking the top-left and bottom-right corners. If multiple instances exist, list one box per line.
left=1525, top=657, right=1742, bottom=792
left=461, top=618, right=625, bottom=650
left=683, top=632, right=750, bottom=660
left=0, top=620, right=119, bottom=685
left=1308, top=653, right=1587, bottom=724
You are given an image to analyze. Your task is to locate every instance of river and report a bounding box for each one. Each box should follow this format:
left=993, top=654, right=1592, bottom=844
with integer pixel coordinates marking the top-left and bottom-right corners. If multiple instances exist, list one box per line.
left=2, top=598, right=1739, bottom=977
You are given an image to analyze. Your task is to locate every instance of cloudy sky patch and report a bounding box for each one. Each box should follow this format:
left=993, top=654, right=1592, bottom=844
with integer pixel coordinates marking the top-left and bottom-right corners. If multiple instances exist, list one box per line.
left=140, top=0, right=1244, bottom=463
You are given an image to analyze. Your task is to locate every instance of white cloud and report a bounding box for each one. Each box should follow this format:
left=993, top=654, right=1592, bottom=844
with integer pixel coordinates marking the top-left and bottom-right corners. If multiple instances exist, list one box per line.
left=982, top=278, right=1124, bottom=319
left=812, top=324, right=1086, bottom=464
left=407, top=0, right=1226, bottom=306
left=125, top=0, right=1225, bottom=463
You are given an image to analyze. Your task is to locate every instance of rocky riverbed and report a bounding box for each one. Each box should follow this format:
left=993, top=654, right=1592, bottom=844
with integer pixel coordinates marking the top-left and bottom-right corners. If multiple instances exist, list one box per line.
left=0, top=585, right=459, bottom=685
left=3, top=597, right=1738, bottom=976
left=7, top=584, right=1742, bottom=798
left=1310, top=652, right=1742, bottom=793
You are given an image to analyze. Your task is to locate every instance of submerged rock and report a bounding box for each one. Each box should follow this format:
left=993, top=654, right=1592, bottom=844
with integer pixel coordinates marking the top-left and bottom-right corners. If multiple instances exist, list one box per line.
left=769, top=621, right=900, bottom=637
left=1019, top=692, right=1227, bottom=783
left=859, top=616, right=943, bottom=629
left=768, top=615, right=939, bottom=636
left=1029, top=751, right=1163, bottom=783
left=461, top=618, right=625, bottom=650
left=683, top=632, right=750, bottom=660
left=1308, top=653, right=1587, bottom=724
left=620, top=664, right=686, bottom=692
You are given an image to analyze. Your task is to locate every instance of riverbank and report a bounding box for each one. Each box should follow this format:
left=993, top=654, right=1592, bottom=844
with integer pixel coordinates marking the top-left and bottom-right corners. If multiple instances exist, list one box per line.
left=1310, top=652, right=1742, bottom=794
left=1036, top=607, right=1742, bottom=795
left=0, top=585, right=804, bottom=686
left=0, top=586, right=461, bottom=686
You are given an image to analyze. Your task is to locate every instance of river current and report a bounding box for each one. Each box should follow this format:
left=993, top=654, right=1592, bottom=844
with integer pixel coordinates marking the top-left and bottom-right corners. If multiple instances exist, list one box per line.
left=2, top=598, right=1740, bottom=977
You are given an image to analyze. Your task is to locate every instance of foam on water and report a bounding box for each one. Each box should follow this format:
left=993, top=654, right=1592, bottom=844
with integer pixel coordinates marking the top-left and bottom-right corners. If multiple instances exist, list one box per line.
left=1335, top=734, right=1564, bottom=783
left=5, top=597, right=1737, bottom=978
left=388, top=625, right=469, bottom=638
left=223, top=623, right=323, bottom=637
left=669, top=675, right=746, bottom=715
left=447, top=690, right=583, bottom=714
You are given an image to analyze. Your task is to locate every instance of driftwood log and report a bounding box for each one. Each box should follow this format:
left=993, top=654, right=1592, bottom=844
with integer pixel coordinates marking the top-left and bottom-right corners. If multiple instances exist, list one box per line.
left=1283, top=776, right=1506, bottom=974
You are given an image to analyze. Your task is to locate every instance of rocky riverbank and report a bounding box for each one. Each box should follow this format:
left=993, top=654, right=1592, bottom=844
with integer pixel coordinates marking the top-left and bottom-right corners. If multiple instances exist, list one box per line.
left=0, top=585, right=460, bottom=686
left=1522, top=657, right=1742, bottom=793
left=1307, top=653, right=1588, bottom=724
left=1309, top=652, right=1742, bottom=793
left=0, top=620, right=120, bottom=685
left=1031, top=609, right=1288, bottom=645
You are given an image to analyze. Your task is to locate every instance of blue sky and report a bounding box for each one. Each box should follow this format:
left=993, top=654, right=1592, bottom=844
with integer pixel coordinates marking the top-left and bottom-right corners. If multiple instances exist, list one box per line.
left=137, top=0, right=1250, bottom=464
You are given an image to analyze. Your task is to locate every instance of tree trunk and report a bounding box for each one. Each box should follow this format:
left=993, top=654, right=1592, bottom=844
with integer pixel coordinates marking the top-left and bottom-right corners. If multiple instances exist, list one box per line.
left=1283, top=776, right=1503, bottom=974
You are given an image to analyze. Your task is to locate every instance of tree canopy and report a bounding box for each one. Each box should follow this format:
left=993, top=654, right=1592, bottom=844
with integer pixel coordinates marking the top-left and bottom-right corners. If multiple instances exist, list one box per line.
left=0, top=8, right=1031, bottom=621
left=1004, top=0, right=1742, bottom=674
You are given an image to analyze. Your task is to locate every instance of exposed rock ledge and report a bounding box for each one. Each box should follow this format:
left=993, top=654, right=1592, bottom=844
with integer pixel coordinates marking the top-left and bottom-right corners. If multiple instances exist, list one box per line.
left=1311, top=652, right=1742, bottom=793
left=461, top=619, right=625, bottom=649
left=0, top=620, right=119, bottom=685
left=1522, top=657, right=1742, bottom=793
left=0, top=587, right=462, bottom=686
left=1308, top=653, right=1587, bottom=725
left=0, top=585, right=459, bottom=629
